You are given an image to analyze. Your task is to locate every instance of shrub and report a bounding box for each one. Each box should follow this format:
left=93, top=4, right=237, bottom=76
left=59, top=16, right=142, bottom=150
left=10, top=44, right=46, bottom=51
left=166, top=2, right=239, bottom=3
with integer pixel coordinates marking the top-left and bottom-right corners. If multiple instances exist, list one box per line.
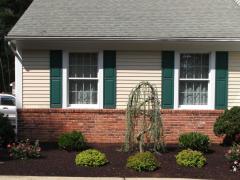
left=176, top=149, right=206, bottom=168
left=8, top=139, right=41, bottom=160
left=75, top=149, right=108, bottom=167
left=126, top=151, right=159, bottom=172
left=58, top=131, right=87, bottom=151
left=225, top=143, right=240, bottom=173
left=178, top=132, right=210, bottom=152
left=214, top=106, right=240, bottom=144
left=0, top=114, right=15, bottom=148
left=225, top=143, right=240, bottom=162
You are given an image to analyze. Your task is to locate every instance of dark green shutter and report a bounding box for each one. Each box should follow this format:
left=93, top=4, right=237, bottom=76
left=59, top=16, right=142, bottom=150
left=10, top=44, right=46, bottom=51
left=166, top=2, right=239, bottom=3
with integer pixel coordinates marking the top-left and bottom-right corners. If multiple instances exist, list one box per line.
left=103, top=51, right=116, bottom=109
left=215, top=52, right=228, bottom=109
left=50, top=50, right=62, bottom=108
left=162, top=51, right=174, bottom=109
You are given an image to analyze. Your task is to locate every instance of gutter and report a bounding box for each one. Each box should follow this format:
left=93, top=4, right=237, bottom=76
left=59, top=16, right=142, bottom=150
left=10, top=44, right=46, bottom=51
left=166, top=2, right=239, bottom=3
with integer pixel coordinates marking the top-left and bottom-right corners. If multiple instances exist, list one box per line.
left=5, top=36, right=240, bottom=42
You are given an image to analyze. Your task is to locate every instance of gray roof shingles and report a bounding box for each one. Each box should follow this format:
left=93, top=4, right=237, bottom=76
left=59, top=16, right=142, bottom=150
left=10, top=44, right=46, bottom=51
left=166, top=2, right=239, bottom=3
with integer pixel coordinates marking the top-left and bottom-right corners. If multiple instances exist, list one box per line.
left=7, top=0, right=240, bottom=39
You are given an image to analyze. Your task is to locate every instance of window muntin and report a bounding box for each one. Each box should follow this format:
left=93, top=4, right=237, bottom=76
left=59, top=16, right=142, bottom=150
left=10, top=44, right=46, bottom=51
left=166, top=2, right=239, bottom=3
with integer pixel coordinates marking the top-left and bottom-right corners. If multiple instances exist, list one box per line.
left=179, top=54, right=210, bottom=106
left=68, top=53, right=98, bottom=105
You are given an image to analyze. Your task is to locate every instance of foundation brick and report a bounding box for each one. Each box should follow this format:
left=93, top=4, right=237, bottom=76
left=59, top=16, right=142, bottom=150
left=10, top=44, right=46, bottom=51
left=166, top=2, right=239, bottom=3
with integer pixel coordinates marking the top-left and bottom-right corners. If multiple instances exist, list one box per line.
left=17, top=109, right=224, bottom=144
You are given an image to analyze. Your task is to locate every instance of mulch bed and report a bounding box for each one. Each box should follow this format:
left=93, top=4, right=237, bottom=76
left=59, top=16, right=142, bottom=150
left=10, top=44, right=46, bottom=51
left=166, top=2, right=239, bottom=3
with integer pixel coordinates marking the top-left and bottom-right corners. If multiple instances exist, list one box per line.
left=0, top=143, right=239, bottom=179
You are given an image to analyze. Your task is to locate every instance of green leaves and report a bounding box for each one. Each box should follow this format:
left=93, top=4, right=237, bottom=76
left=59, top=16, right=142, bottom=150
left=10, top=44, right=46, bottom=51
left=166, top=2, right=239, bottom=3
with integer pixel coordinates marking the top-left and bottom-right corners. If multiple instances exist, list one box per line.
left=58, top=131, right=87, bottom=151
left=225, top=143, right=240, bottom=162
left=8, top=139, right=41, bottom=160
left=179, top=132, right=210, bottom=153
left=176, top=149, right=207, bottom=168
left=126, top=151, right=159, bottom=172
left=75, top=149, right=108, bottom=167
left=214, top=106, right=240, bottom=143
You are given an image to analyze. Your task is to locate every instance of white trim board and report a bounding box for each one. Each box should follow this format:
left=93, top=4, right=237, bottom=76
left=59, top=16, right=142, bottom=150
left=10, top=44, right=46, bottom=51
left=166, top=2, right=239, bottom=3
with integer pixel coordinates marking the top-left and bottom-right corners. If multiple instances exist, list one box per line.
left=15, top=48, right=23, bottom=109
left=6, top=36, right=240, bottom=41
left=62, top=51, right=68, bottom=108
left=174, top=51, right=215, bottom=110
left=62, top=50, right=103, bottom=109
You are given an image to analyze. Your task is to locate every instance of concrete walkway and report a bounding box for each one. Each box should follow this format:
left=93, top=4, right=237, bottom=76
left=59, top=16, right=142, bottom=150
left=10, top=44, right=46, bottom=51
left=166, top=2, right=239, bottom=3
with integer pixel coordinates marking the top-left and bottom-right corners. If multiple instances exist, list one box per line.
left=0, top=176, right=205, bottom=180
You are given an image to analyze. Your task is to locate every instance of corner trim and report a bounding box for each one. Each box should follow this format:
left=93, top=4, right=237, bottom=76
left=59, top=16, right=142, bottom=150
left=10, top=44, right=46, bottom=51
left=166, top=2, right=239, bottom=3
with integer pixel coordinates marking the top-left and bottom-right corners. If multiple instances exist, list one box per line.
left=15, top=47, right=22, bottom=108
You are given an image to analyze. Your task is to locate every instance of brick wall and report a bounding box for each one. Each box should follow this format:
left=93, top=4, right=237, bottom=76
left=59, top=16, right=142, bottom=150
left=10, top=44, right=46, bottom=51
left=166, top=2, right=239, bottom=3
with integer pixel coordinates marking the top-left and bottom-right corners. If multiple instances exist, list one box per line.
left=17, top=109, right=224, bottom=144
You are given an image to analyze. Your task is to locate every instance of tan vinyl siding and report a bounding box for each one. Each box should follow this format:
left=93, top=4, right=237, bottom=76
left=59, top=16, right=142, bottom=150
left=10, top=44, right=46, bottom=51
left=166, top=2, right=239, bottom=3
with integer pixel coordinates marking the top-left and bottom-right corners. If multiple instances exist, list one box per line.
left=228, top=52, right=240, bottom=108
left=22, top=50, right=50, bottom=108
left=116, top=51, right=162, bottom=109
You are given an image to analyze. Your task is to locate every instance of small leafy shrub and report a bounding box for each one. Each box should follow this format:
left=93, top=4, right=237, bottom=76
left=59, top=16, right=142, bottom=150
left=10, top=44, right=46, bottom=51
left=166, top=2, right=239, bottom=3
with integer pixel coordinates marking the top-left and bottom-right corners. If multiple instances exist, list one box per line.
left=126, top=151, right=159, bottom=172
left=75, top=149, right=108, bottom=167
left=214, top=106, right=240, bottom=144
left=179, top=132, right=210, bottom=152
left=225, top=143, right=240, bottom=173
left=225, top=143, right=240, bottom=162
left=8, top=139, right=41, bottom=160
left=58, top=131, right=87, bottom=151
left=0, top=114, right=15, bottom=148
left=176, top=149, right=207, bottom=168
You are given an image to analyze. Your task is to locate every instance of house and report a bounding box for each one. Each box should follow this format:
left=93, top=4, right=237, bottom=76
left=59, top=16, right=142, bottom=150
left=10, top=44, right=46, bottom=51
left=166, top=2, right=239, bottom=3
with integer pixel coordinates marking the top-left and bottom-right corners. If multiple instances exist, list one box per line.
left=6, top=0, right=240, bottom=143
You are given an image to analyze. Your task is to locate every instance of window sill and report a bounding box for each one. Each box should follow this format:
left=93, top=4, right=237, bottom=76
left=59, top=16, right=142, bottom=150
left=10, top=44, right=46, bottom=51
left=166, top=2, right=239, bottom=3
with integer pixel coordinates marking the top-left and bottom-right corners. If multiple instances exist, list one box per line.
left=66, top=104, right=102, bottom=109
left=175, top=105, right=214, bottom=110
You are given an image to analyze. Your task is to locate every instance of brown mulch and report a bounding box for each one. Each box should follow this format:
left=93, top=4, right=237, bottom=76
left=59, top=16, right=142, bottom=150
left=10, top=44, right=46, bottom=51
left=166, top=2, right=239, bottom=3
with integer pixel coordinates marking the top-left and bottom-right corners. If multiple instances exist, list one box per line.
left=0, top=143, right=239, bottom=179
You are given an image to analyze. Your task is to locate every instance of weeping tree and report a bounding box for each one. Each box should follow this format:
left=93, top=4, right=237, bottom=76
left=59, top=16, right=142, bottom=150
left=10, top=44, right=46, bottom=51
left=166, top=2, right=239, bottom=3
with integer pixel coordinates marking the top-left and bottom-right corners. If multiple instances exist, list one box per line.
left=123, top=81, right=165, bottom=153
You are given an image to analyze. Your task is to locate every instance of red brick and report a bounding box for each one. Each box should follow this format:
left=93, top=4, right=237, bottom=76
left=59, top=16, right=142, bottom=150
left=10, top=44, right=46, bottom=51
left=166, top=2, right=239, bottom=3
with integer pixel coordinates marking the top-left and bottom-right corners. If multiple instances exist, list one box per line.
left=17, top=109, right=224, bottom=144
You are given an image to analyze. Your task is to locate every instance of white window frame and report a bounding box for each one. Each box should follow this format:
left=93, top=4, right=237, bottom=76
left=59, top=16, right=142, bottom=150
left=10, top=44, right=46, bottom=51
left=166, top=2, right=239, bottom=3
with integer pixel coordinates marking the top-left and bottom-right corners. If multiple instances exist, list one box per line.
left=174, top=51, right=215, bottom=110
left=62, top=50, right=103, bottom=109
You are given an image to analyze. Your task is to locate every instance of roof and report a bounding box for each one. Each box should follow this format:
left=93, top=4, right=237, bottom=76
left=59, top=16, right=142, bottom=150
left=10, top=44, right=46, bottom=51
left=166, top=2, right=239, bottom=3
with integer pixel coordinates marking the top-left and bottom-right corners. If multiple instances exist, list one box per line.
left=7, top=0, right=240, bottom=40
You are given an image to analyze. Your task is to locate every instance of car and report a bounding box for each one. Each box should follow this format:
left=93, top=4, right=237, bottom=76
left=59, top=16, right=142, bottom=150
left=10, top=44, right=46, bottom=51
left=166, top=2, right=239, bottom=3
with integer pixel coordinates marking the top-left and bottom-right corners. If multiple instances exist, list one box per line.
left=0, top=94, right=17, bottom=133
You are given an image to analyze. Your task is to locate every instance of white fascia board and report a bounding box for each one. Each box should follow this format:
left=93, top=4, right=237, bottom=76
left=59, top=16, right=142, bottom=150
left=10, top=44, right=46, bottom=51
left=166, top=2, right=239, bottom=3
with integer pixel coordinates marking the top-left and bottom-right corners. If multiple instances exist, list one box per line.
left=5, top=36, right=240, bottom=42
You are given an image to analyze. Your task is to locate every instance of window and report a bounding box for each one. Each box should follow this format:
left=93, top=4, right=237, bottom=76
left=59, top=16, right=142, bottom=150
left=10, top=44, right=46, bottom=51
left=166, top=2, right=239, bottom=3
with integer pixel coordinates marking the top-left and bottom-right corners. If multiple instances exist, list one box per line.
left=175, top=52, right=215, bottom=109
left=1, top=96, right=15, bottom=106
left=179, top=54, right=209, bottom=105
left=68, top=53, right=98, bottom=105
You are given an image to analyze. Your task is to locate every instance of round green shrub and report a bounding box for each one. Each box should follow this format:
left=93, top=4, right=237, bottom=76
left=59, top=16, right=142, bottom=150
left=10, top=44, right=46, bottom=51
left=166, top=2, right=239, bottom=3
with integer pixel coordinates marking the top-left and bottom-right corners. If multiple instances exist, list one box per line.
left=58, top=131, right=86, bottom=151
left=0, top=114, right=15, bottom=148
left=176, top=149, right=207, bottom=168
left=126, top=151, right=159, bottom=172
left=214, top=107, right=240, bottom=144
left=75, top=149, right=108, bottom=167
left=179, top=132, right=210, bottom=152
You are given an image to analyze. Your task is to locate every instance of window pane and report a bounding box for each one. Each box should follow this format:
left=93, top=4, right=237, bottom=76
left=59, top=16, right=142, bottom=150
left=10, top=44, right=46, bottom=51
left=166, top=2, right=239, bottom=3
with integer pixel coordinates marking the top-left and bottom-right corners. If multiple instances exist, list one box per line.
left=1, top=96, right=15, bottom=106
left=83, top=54, right=91, bottom=66
left=69, top=53, right=98, bottom=78
left=69, top=80, right=98, bottom=104
left=180, top=54, right=209, bottom=79
left=91, top=66, right=98, bottom=78
left=83, top=66, right=91, bottom=78
left=179, top=53, right=210, bottom=106
left=179, top=81, right=208, bottom=105
left=202, top=67, right=209, bottom=79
